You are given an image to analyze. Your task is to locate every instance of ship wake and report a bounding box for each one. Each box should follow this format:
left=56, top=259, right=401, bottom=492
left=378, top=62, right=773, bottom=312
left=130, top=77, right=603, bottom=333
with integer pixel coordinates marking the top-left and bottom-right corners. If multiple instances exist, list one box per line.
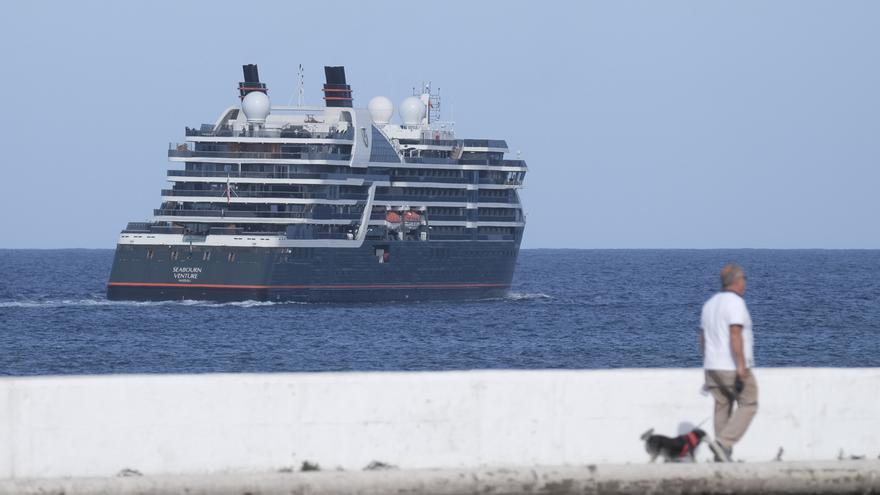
left=0, top=299, right=307, bottom=309
left=504, top=292, right=553, bottom=301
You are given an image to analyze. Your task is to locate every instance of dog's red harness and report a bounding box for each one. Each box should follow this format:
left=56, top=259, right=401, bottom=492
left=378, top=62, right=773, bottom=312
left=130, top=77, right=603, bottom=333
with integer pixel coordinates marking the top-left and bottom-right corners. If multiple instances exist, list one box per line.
left=679, top=432, right=699, bottom=457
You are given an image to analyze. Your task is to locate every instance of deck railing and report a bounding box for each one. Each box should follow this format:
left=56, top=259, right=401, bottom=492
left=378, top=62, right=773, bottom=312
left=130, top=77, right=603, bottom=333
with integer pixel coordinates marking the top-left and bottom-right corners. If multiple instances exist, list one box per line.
left=160, top=189, right=364, bottom=200
left=153, top=209, right=362, bottom=220
left=166, top=170, right=380, bottom=181
left=168, top=149, right=351, bottom=161
left=184, top=126, right=354, bottom=140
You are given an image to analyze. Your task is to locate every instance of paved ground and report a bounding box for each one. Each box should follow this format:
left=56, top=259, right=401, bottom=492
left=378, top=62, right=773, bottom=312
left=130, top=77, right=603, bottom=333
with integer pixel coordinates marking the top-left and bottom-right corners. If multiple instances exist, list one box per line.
left=0, top=460, right=878, bottom=494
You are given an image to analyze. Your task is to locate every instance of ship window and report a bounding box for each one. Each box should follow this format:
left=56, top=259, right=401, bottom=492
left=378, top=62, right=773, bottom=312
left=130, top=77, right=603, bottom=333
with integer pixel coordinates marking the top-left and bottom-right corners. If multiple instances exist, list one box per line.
left=369, top=126, right=400, bottom=163
left=170, top=250, right=179, bottom=261
left=203, top=250, right=212, bottom=261
left=228, top=252, right=236, bottom=263
left=146, top=249, right=154, bottom=260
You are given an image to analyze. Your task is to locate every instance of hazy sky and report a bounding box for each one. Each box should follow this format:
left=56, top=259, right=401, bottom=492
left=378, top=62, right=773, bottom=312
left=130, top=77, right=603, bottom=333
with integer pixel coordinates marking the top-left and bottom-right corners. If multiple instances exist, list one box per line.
left=1, top=1, right=878, bottom=248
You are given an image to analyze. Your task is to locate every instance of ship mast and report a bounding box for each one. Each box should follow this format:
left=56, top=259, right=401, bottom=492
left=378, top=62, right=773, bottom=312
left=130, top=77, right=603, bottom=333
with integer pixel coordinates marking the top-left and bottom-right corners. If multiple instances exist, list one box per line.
left=298, top=64, right=304, bottom=107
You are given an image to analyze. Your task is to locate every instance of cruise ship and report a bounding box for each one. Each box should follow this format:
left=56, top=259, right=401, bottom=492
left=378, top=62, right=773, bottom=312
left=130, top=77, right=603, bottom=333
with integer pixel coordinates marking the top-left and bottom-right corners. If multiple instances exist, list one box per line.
left=107, top=64, right=527, bottom=302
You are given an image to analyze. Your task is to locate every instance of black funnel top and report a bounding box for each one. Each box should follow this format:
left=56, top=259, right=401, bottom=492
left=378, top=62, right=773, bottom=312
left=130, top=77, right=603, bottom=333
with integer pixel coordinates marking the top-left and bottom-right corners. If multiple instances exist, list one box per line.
left=324, top=66, right=347, bottom=85
left=242, top=64, right=260, bottom=83
left=239, top=63, right=267, bottom=99
left=322, top=66, right=352, bottom=107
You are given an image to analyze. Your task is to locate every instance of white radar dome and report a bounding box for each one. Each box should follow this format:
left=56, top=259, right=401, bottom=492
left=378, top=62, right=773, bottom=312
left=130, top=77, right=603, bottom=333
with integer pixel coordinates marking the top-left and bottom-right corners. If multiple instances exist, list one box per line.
left=399, top=96, right=425, bottom=126
left=242, top=91, right=270, bottom=123
left=368, top=96, right=394, bottom=124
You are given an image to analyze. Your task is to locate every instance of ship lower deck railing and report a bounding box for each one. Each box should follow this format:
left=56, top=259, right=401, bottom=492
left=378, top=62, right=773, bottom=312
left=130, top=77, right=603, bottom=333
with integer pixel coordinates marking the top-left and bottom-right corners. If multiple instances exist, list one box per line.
left=387, top=176, right=524, bottom=186
left=402, top=158, right=526, bottom=168
left=374, top=194, right=469, bottom=203
left=372, top=194, right=521, bottom=205
left=366, top=213, right=518, bottom=222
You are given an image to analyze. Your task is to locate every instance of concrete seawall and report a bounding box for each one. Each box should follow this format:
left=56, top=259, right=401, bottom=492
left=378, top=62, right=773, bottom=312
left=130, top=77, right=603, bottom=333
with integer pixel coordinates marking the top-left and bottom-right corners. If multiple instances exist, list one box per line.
left=0, top=368, right=878, bottom=483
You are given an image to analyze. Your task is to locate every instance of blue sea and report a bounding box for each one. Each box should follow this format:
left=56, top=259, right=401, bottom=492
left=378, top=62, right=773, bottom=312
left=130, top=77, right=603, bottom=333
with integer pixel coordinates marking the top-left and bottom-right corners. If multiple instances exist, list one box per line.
left=0, top=249, right=878, bottom=376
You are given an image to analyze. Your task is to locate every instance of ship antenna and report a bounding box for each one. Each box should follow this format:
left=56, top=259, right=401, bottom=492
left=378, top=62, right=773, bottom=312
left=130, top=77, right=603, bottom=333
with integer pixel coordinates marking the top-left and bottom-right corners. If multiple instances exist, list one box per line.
left=298, top=64, right=304, bottom=107
left=289, top=64, right=305, bottom=107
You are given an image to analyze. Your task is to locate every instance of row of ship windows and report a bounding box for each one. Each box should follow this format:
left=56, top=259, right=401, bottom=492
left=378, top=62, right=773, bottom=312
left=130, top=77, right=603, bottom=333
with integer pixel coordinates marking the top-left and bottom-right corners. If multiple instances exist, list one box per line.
left=381, top=188, right=465, bottom=197
left=477, top=190, right=513, bottom=198
left=145, top=249, right=234, bottom=262
left=127, top=245, right=516, bottom=262
left=428, top=248, right=516, bottom=258
left=193, top=143, right=352, bottom=153
left=426, top=207, right=464, bottom=215
left=381, top=187, right=513, bottom=198
left=478, top=208, right=517, bottom=216
left=431, top=226, right=466, bottom=233
left=388, top=170, right=518, bottom=180
left=478, top=227, right=517, bottom=234
left=137, top=247, right=320, bottom=261
left=182, top=162, right=521, bottom=179
left=186, top=163, right=354, bottom=174
left=391, top=169, right=465, bottom=178
left=428, top=226, right=517, bottom=234
left=137, top=248, right=514, bottom=263
left=462, top=249, right=517, bottom=258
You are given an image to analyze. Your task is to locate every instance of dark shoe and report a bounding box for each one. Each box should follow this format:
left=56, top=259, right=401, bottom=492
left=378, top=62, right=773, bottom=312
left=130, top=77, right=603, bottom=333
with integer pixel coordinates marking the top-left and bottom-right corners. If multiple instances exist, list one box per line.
left=709, top=439, right=732, bottom=462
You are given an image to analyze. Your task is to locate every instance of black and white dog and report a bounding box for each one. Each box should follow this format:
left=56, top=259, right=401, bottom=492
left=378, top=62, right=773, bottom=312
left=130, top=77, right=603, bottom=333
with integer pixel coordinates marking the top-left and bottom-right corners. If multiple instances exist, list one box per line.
left=640, top=428, right=707, bottom=462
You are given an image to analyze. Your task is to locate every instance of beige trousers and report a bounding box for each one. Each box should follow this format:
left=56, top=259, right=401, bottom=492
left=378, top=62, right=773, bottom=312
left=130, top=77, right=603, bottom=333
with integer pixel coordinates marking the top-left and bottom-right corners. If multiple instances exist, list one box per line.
left=704, top=370, right=758, bottom=449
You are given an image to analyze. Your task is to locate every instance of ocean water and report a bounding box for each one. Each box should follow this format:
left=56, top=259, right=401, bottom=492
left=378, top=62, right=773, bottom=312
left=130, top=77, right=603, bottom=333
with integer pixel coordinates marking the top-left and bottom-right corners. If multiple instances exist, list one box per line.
left=0, top=249, right=878, bottom=376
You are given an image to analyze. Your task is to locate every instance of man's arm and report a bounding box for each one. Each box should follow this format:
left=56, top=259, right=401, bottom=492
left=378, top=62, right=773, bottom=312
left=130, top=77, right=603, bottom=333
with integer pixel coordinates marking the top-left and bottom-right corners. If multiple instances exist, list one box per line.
left=729, top=324, right=748, bottom=379
left=699, top=328, right=704, bottom=355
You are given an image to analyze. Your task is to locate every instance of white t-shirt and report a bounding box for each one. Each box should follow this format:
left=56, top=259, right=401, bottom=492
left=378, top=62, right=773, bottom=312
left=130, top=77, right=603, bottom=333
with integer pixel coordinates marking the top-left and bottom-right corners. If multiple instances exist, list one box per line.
left=700, top=291, right=754, bottom=370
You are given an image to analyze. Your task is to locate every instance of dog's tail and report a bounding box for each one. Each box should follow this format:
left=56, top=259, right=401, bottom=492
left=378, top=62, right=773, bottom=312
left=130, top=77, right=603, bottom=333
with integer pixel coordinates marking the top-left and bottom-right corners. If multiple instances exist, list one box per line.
left=640, top=428, right=654, bottom=440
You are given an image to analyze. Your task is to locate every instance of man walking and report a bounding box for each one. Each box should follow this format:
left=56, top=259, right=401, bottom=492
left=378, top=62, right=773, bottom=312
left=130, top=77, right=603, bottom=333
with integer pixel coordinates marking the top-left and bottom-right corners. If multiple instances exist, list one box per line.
left=700, top=263, right=758, bottom=462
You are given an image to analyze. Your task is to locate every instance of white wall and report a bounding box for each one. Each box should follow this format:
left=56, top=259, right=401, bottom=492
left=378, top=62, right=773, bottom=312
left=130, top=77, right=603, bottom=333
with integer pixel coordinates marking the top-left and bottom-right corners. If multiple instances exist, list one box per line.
left=0, top=368, right=878, bottom=479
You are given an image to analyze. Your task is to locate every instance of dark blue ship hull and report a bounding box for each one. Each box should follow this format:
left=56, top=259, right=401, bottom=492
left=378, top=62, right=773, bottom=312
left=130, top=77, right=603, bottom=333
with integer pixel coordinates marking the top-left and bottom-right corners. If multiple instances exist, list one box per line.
left=107, top=240, right=519, bottom=302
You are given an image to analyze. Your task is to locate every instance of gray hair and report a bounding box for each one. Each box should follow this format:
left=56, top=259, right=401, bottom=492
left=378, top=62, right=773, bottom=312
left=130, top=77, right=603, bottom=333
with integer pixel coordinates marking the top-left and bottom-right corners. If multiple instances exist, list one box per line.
left=720, top=263, right=745, bottom=289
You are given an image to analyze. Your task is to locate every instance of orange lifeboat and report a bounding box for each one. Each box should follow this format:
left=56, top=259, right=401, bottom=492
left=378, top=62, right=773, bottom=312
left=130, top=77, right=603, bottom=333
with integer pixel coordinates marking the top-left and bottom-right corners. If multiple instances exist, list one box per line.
left=386, top=211, right=402, bottom=230
left=403, top=211, right=421, bottom=231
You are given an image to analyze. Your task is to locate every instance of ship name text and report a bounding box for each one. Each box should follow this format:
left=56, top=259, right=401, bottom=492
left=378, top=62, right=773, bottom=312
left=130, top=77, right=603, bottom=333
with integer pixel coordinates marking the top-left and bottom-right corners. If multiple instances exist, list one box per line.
left=173, top=266, right=203, bottom=282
